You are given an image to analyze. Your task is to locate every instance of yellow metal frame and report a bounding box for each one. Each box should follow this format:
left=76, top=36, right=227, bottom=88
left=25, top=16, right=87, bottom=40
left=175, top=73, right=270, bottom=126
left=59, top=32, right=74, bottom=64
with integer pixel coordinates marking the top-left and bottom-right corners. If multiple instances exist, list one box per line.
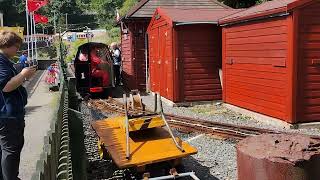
left=92, top=119, right=197, bottom=168
left=115, top=115, right=165, bottom=132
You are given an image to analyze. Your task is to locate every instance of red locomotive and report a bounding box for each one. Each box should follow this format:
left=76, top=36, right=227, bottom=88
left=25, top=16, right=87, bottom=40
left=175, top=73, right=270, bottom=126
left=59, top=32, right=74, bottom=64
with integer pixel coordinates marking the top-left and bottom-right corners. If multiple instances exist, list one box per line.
left=74, top=42, right=114, bottom=96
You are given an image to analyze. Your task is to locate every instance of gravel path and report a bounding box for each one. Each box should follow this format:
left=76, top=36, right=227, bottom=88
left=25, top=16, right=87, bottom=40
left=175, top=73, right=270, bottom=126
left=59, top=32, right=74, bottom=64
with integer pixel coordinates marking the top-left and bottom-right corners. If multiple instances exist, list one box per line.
left=180, top=134, right=237, bottom=180
left=82, top=91, right=320, bottom=180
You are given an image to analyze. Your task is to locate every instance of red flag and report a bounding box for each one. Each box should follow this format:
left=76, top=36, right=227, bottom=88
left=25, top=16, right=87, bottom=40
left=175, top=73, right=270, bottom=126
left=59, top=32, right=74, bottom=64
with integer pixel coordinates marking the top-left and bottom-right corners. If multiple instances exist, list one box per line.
left=34, top=13, right=48, bottom=24
left=27, top=0, right=48, bottom=12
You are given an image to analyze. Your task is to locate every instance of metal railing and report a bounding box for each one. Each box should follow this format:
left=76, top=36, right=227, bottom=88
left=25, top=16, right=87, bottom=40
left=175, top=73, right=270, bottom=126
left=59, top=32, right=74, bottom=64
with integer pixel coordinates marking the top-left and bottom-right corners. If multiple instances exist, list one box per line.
left=31, top=65, right=73, bottom=180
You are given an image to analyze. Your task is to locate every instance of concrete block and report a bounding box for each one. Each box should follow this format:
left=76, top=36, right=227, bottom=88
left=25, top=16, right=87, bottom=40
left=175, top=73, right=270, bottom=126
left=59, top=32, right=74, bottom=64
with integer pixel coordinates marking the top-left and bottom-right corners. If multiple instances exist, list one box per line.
left=292, top=122, right=320, bottom=130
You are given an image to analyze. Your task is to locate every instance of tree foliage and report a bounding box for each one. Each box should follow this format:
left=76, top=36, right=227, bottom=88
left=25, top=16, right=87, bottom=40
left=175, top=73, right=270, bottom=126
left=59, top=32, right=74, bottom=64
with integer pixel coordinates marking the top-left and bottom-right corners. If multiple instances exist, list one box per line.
left=0, top=0, right=25, bottom=27
left=1, top=0, right=273, bottom=34
left=90, top=0, right=124, bottom=28
left=106, top=27, right=121, bottom=44
left=65, top=39, right=87, bottom=62
left=119, top=0, right=138, bottom=16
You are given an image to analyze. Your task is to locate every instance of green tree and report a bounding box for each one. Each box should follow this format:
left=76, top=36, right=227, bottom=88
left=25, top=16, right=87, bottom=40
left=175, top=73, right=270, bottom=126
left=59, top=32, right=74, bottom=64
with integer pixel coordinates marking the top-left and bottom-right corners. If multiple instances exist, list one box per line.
left=90, top=0, right=124, bottom=29
left=65, top=39, right=87, bottom=62
left=75, top=0, right=92, bottom=11
left=106, top=27, right=120, bottom=44
left=119, top=0, right=138, bottom=16
left=41, top=0, right=84, bottom=30
left=38, top=46, right=58, bottom=59
left=0, top=0, right=25, bottom=27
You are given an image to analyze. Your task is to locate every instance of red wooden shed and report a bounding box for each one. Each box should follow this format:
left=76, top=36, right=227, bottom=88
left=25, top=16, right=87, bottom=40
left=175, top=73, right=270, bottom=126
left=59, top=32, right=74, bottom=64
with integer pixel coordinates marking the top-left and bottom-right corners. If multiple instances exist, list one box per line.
left=220, top=0, right=320, bottom=123
left=119, top=0, right=231, bottom=91
left=147, top=8, right=240, bottom=103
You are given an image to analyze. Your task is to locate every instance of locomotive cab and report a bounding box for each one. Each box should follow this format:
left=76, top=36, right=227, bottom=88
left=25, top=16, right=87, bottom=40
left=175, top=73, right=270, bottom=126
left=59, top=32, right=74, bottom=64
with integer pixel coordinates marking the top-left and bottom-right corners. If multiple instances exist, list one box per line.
left=74, top=42, right=115, bottom=96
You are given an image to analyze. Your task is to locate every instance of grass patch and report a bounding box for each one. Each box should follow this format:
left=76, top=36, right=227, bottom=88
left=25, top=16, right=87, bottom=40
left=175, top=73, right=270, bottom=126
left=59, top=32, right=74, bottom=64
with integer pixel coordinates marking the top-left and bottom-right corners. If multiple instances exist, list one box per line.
left=189, top=103, right=252, bottom=121
left=190, top=104, right=229, bottom=115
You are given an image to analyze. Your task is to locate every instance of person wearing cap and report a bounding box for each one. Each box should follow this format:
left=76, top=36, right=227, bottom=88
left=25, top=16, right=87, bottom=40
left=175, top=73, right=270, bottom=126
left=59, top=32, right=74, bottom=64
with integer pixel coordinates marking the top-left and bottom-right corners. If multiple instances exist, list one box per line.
left=0, top=30, right=36, bottom=180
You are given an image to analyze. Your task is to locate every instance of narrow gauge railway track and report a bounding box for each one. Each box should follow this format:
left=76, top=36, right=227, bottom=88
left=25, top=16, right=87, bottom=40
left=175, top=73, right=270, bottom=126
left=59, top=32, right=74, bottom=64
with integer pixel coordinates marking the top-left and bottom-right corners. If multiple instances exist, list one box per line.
left=88, top=98, right=320, bottom=141
left=165, top=114, right=275, bottom=140
left=88, top=98, right=152, bottom=116
left=166, top=114, right=320, bottom=141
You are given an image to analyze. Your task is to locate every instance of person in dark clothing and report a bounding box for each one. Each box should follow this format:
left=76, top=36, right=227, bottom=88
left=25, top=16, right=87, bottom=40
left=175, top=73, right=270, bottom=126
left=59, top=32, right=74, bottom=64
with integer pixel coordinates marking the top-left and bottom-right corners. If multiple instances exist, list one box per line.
left=0, top=30, right=36, bottom=180
left=110, top=42, right=121, bottom=86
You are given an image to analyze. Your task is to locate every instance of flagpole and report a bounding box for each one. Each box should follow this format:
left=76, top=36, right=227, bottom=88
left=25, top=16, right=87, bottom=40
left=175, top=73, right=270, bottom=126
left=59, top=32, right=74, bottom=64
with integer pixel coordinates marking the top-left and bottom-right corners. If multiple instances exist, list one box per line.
left=27, top=0, right=49, bottom=63
left=33, top=13, right=37, bottom=61
left=30, top=12, right=34, bottom=62
left=25, top=0, right=30, bottom=59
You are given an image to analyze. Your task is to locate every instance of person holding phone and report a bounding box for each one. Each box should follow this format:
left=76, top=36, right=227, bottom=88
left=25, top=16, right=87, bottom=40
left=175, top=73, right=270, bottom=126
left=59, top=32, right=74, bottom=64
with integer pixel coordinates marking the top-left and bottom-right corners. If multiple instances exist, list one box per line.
left=0, top=30, right=36, bottom=180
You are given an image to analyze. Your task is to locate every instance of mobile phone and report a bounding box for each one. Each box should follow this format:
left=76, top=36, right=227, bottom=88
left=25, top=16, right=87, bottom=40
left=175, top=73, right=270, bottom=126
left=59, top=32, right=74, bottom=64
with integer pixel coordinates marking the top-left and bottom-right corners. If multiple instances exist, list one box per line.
left=30, top=59, right=38, bottom=70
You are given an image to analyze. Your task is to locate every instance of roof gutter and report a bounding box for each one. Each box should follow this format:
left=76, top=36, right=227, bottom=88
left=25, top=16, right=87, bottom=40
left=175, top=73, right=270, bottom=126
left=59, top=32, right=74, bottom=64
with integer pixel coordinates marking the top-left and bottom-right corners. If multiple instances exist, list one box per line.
left=175, top=21, right=218, bottom=26
left=220, top=12, right=290, bottom=27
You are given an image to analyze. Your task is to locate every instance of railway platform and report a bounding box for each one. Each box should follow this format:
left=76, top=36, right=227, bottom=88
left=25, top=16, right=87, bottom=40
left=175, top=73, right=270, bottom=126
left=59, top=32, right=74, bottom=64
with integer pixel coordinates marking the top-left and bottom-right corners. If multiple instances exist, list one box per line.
left=17, top=70, right=59, bottom=179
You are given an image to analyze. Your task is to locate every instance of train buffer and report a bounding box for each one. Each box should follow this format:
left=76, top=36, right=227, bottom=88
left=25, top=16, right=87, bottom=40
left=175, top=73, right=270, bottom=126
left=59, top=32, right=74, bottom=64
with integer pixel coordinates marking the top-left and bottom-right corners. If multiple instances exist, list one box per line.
left=91, top=92, right=198, bottom=179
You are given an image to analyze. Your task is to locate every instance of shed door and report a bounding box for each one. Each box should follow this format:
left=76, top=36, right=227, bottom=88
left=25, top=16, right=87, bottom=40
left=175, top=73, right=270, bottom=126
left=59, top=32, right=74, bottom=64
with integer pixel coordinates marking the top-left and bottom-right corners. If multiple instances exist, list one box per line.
left=159, top=25, right=168, bottom=97
left=298, top=3, right=320, bottom=122
left=149, top=25, right=169, bottom=97
left=177, top=25, right=222, bottom=102
left=149, top=28, right=160, bottom=93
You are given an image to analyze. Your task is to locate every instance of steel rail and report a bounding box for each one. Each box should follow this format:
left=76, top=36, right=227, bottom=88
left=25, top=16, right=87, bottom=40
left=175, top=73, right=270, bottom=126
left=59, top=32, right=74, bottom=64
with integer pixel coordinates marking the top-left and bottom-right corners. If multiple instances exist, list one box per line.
left=165, top=114, right=276, bottom=135
left=88, top=99, right=265, bottom=140
left=88, top=98, right=320, bottom=141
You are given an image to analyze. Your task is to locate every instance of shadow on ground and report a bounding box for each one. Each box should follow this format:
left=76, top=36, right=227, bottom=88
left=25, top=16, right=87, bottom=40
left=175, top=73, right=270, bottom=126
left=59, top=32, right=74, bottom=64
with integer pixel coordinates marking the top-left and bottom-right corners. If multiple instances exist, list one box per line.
left=87, top=156, right=219, bottom=180
left=25, top=105, right=43, bottom=115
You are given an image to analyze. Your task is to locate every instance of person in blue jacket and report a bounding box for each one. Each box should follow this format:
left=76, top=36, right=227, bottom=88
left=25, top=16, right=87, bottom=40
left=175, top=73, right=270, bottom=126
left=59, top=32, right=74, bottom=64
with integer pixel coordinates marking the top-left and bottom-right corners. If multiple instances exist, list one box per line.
left=0, top=31, right=36, bottom=180
left=18, top=51, right=28, bottom=68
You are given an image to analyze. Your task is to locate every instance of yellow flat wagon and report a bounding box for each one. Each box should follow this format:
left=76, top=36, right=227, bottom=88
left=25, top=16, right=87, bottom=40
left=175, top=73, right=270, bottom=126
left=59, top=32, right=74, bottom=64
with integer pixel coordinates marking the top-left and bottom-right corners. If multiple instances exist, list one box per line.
left=91, top=93, right=198, bottom=172
left=92, top=116, right=197, bottom=169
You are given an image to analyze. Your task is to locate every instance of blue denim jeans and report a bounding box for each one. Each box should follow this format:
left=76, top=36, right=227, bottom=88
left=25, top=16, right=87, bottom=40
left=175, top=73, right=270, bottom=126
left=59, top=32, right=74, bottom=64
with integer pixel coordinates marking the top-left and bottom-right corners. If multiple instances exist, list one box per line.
left=0, top=119, right=25, bottom=180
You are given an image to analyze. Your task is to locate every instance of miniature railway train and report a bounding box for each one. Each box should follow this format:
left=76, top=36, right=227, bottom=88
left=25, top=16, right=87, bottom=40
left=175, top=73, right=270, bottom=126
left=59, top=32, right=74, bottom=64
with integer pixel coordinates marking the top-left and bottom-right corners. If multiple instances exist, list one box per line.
left=74, top=42, right=115, bottom=96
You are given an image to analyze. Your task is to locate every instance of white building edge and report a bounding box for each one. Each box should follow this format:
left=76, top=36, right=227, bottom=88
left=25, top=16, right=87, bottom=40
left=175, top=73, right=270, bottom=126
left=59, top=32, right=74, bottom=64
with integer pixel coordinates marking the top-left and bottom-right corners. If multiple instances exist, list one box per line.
left=0, top=12, right=3, bottom=27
